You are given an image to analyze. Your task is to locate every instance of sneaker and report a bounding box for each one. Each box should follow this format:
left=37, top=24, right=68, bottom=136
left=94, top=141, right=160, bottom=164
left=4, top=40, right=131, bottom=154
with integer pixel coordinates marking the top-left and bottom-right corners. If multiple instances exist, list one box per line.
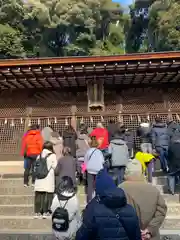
left=24, top=184, right=28, bottom=187
left=34, top=213, right=42, bottom=219
left=31, top=184, right=35, bottom=187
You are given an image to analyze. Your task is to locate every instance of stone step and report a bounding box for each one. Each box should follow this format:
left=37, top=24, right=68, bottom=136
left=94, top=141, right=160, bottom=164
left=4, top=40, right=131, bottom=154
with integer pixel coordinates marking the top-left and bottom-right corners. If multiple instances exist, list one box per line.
left=0, top=178, right=23, bottom=187
left=161, top=216, right=180, bottom=230
left=155, top=184, right=180, bottom=194
left=0, top=191, right=178, bottom=206
left=0, top=181, right=86, bottom=195
left=0, top=216, right=179, bottom=231
left=163, top=194, right=180, bottom=204
left=152, top=176, right=167, bottom=186
left=0, top=193, right=86, bottom=205
left=0, top=232, right=178, bottom=240
left=0, top=186, right=34, bottom=195
left=0, top=203, right=179, bottom=216
left=0, top=195, right=34, bottom=205
left=167, top=204, right=180, bottom=215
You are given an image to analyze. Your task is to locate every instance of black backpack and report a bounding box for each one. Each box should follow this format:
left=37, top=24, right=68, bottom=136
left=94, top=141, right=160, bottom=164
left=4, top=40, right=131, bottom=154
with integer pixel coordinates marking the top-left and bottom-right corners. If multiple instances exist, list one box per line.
left=34, top=153, right=52, bottom=179
left=52, top=200, right=69, bottom=232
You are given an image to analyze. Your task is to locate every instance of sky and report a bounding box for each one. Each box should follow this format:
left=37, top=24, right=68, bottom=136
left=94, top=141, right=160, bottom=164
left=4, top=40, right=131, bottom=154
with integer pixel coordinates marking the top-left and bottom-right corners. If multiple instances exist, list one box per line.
left=113, top=0, right=133, bottom=6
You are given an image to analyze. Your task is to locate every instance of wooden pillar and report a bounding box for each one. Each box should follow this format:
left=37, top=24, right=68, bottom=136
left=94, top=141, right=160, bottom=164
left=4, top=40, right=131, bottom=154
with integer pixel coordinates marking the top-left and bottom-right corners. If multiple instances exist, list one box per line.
left=116, top=95, right=123, bottom=123
left=71, top=105, right=77, bottom=130
left=24, top=107, right=32, bottom=132
left=163, top=93, right=172, bottom=118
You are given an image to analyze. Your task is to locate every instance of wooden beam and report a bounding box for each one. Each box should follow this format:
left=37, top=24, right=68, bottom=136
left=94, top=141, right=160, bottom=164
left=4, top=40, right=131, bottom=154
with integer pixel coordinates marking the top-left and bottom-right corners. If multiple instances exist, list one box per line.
left=0, top=52, right=180, bottom=67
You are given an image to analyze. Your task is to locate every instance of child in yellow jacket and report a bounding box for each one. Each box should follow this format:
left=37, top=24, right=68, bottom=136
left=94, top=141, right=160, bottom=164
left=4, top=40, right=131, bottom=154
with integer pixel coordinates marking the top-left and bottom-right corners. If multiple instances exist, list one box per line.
left=135, top=152, right=155, bottom=182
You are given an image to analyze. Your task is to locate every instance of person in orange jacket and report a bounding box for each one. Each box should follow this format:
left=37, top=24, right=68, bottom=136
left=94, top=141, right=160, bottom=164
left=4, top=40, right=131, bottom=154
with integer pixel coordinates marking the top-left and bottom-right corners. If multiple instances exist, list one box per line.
left=21, top=125, right=43, bottom=187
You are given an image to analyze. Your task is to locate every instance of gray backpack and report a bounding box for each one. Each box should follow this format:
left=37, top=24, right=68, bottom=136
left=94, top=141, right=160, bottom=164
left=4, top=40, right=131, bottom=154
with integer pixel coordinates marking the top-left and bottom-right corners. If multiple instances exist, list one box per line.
left=110, top=139, right=129, bottom=167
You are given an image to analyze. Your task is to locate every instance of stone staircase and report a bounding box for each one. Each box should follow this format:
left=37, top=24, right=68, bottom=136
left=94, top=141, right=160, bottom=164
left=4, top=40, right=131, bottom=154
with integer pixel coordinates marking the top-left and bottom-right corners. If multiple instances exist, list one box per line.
left=0, top=173, right=180, bottom=240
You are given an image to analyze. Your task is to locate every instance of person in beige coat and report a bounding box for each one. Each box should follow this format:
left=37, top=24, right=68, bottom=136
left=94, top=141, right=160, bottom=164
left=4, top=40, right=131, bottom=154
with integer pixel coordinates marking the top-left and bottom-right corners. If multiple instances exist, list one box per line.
left=34, top=141, right=57, bottom=219
left=119, top=159, right=167, bottom=240
left=50, top=132, right=63, bottom=160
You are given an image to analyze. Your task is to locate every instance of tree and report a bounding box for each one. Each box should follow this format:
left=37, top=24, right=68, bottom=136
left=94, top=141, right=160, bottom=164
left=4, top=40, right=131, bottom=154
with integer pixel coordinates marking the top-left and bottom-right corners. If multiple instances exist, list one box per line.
left=0, top=0, right=127, bottom=58
left=149, top=0, right=180, bottom=51
left=0, top=24, right=25, bottom=58
left=125, top=3, right=150, bottom=53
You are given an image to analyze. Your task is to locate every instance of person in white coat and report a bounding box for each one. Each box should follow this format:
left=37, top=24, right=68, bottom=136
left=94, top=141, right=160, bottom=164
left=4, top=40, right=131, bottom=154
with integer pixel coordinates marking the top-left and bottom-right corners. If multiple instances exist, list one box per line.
left=34, top=141, right=57, bottom=219
left=51, top=176, right=81, bottom=240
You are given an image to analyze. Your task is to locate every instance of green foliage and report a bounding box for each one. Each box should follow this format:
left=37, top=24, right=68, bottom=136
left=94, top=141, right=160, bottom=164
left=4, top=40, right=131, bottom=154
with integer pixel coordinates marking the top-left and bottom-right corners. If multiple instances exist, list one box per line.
left=126, top=0, right=180, bottom=53
left=0, top=0, right=128, bottom=58
left=149, top=0, right=180, bottom=51
left=0, top=24, right=25, bottom=58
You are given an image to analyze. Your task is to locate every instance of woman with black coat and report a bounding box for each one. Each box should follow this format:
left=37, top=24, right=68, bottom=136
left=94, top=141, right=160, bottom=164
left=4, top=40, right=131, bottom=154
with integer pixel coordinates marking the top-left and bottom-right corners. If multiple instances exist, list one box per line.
left=55, top=147, right=76, bottom=190
left=168, top=135, right=180, bottom=194
left=62, top=125, right=77, bottom=158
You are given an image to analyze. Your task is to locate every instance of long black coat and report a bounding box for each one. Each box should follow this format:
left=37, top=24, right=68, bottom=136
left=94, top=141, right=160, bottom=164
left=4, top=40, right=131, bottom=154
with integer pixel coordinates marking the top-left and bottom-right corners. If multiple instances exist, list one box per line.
left=55, top=155, right=76, bottom=188
left=168, top=141, right=180, bottom=174
left=62, top=131, right=77, bottom=157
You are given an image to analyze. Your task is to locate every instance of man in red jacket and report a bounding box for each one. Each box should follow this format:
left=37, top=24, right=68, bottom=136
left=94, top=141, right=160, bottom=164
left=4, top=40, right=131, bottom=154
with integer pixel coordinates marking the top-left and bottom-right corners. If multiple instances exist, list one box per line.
left=21, top=125, right=43, bottom=186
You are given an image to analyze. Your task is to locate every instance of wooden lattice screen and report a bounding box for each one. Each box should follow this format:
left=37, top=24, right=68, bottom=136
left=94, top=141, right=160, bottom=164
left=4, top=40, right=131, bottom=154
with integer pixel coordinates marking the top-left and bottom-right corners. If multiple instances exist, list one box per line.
left=0, top=88, right=180, bottom=161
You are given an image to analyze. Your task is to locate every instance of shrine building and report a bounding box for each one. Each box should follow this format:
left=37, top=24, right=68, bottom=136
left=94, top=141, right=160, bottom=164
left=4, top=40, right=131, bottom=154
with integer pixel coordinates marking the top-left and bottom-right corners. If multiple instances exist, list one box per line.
left=0, top=52, right=180, bottom=161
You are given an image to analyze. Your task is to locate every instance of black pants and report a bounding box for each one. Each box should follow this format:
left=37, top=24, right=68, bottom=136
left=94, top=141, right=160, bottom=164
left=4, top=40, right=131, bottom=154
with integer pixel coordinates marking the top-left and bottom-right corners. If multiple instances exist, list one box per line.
left=24, top=155, right=37, bottom=185
left=34, top=191, right=53, bottom=214
left=87, top=173, right=96, bottom=203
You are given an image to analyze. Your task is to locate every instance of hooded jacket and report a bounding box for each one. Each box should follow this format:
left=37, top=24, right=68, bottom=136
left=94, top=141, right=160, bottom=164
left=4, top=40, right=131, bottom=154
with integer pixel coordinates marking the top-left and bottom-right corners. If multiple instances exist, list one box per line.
left=167, top=121, right=180, bottom=140
left=168, top=140, right=180, bottom=174
left=108, top=138, right=129, bottom=167
left=137, top=122, right=152, bottom=143
left=21, top=130, right=43, bottom=156
left=75, top=169, right=141, bottom=240
left=51, top=191, right=81, bottom=240
left=151, top=123, right=169, bottom=148
left=76, top=133, right=89, bottom=158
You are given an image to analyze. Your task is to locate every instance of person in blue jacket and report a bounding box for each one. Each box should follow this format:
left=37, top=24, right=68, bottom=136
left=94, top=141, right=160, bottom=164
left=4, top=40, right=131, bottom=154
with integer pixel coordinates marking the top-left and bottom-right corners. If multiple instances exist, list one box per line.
left=75, top=168, right=141, bottom=240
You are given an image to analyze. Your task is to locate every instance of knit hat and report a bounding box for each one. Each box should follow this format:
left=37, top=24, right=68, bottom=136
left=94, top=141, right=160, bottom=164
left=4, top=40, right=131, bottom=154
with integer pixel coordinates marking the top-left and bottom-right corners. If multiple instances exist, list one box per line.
left=125, top=158, right=143, bottom=178
left=96, top=168, right=116, bottom=196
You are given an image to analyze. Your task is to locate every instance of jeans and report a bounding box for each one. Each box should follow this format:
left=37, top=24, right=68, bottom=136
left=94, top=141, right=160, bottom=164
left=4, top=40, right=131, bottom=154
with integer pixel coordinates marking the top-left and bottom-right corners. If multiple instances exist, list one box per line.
left=24, top=158, right=28, bottom=169
left=112, top=166, right=125, bottom=185
left=24, top=155, right=37, bottom=185
left=146, top=160, right=154, bottom=183
left=156, top=147, right=168, bottom=172
left=141, top=143, right=152, bottom=153
left=87, top=173, right=96, bottom=203
left=167, top=175, right=176, bottom=194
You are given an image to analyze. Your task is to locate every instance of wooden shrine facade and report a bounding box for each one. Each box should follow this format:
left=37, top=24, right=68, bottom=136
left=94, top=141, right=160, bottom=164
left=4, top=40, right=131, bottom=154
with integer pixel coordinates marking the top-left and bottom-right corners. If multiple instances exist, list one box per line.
left=1, top=52, right=180, bottom=160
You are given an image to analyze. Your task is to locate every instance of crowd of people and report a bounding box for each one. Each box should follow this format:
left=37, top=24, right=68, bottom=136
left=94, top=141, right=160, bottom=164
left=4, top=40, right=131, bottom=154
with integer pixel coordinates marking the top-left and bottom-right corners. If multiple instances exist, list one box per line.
left=20, top=116, right=180, bottom=240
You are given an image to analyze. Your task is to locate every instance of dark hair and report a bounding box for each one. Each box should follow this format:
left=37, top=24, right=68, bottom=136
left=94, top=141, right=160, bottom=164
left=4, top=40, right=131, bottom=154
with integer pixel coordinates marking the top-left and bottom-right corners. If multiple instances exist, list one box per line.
left=80, top=123, right=88, bottom=134
left=65, top=125, right=76, bottom=134
left=56, top=176, right=76, bottom=195
left=30, top=124, right=39, bottom=130
left=114, top=123, right=125, bottom=136
left=109, top=119, right=115, bottom=124
left=90, top=136, right=98, bottom=148
left=155, top=117, right=162, bottom=123
left=62, top=146, right=71, bottom=156
left=43, top=141, right=54, bottom=152
left=141, top=118, right=148, bottom=123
